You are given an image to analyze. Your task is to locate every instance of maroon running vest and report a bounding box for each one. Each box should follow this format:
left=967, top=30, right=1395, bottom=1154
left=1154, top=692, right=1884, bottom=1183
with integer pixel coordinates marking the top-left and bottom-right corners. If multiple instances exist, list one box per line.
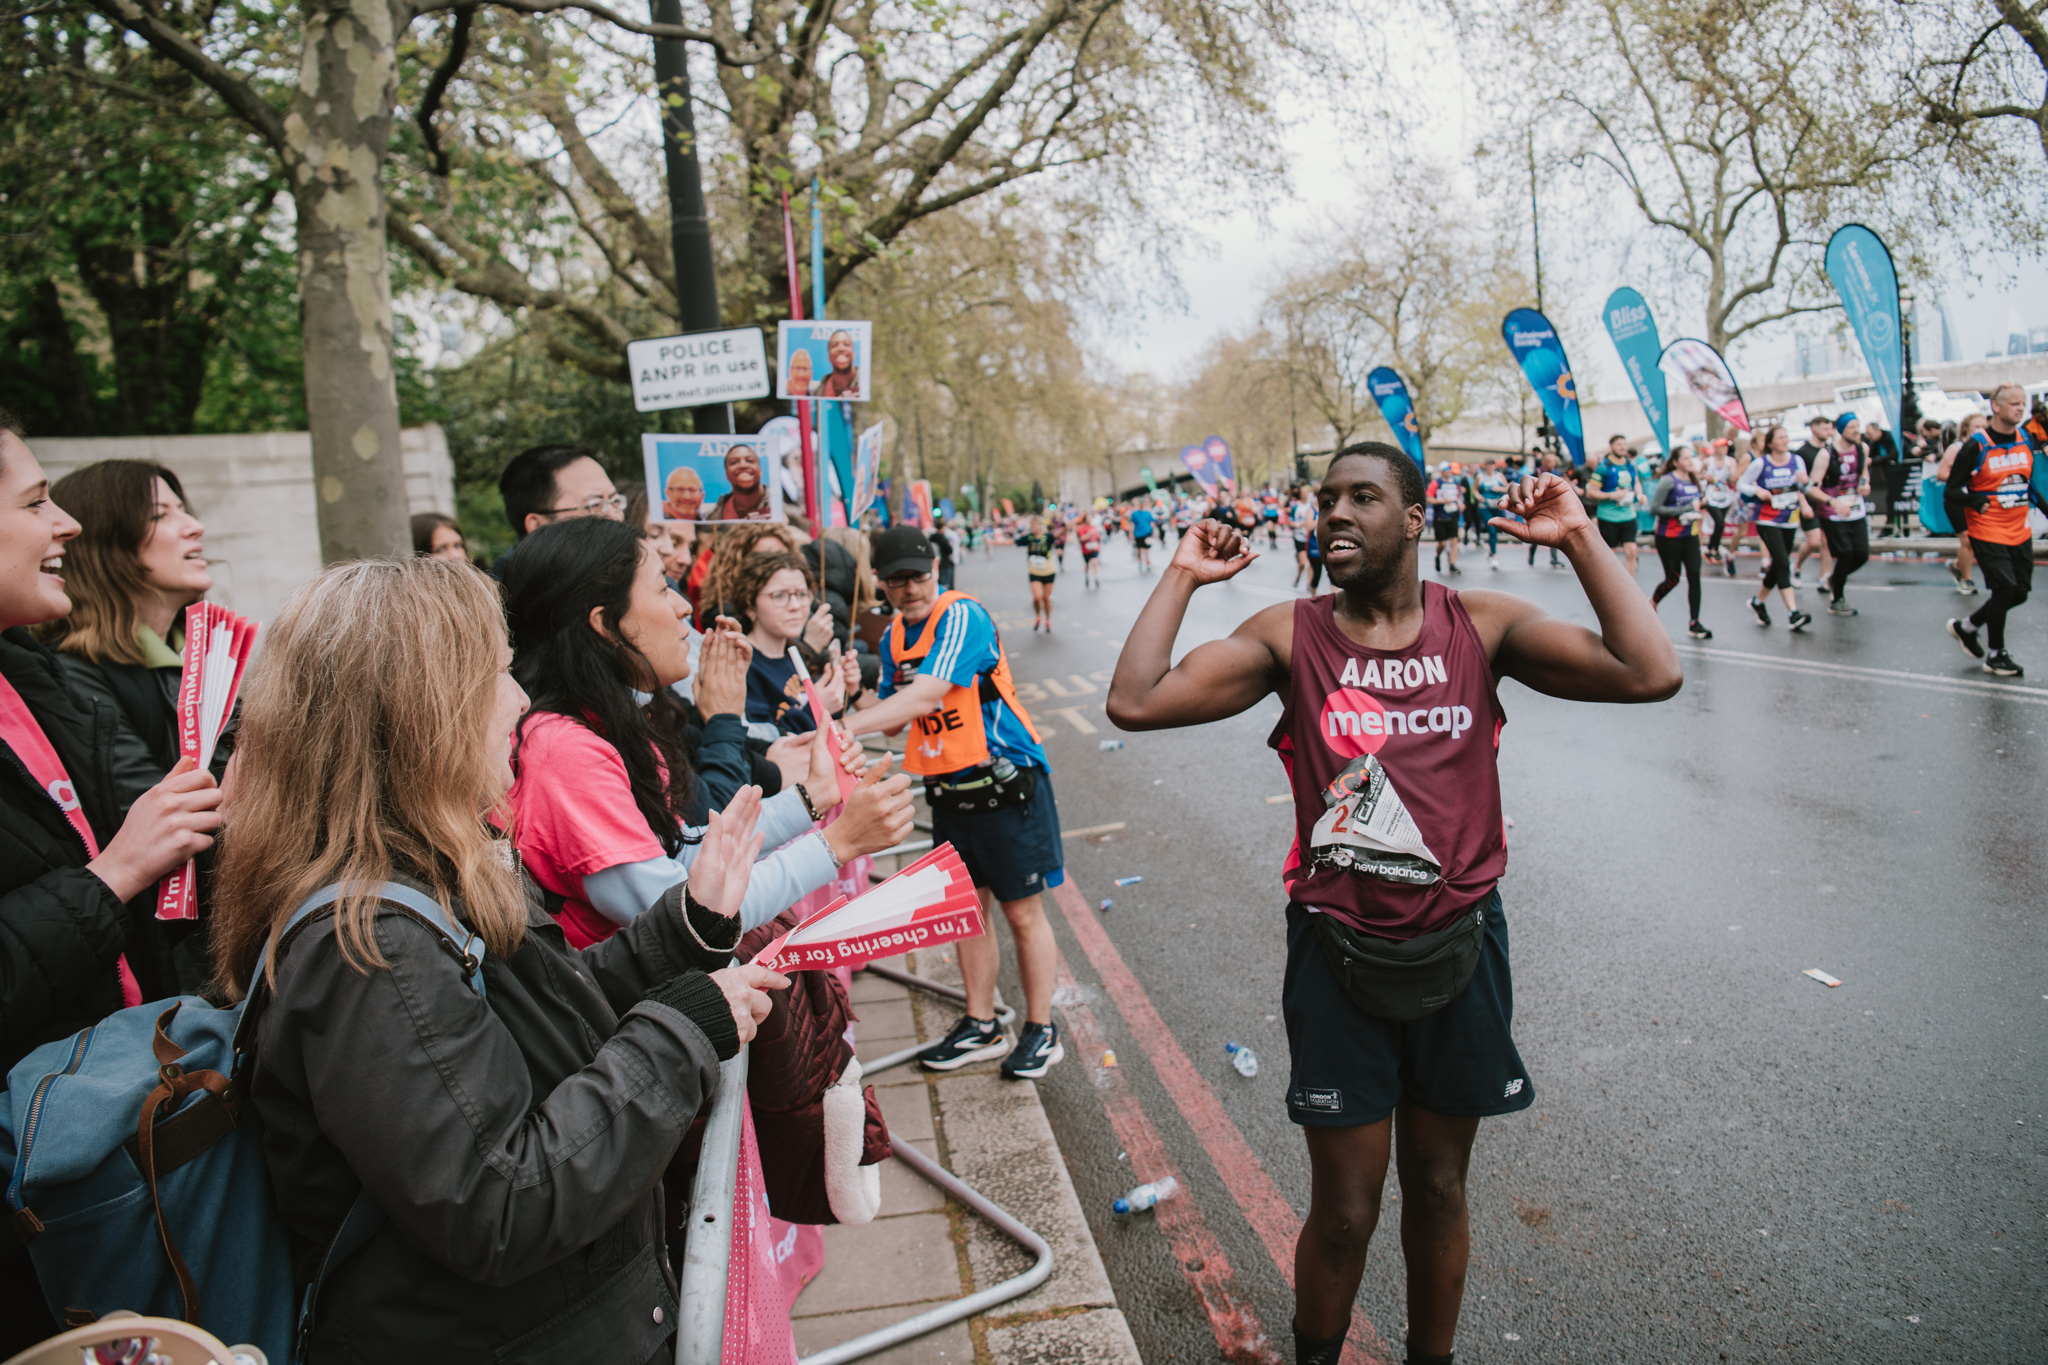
left=1268, top=583, right=1508, bottom=940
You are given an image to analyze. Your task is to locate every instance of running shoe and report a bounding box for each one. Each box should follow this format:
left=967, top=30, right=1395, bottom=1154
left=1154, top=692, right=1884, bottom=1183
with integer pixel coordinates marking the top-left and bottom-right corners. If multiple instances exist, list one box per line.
left=1688, top=621, right=1714, bottom=639
left=1788, top=609, right=1812, bottom=631
left=1001, top=1021, right=1064, bottom=1079
left=1947, top=617, right=1985, bottom=659
left=1724, top=556, right=1737, bottom=578
left=1749, top=596, right=1771, bottom=626
left=1985, top=651, right=2025, bottom=678
left=1950, top=566, right=1975, bottom=594
left=920, top=1016, right=1008, bottom=1071
left=1827, top=597, right=1858, bottom=616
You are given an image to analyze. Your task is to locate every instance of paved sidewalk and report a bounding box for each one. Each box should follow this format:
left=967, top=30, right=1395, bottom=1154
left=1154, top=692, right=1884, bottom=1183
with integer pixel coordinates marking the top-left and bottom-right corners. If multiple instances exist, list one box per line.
left=791, top=947, right=1141, bottom=1365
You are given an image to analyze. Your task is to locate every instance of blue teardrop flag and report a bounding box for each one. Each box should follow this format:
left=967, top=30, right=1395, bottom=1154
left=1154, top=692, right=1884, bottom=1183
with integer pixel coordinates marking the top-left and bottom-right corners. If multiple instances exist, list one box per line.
left=1366, top=367, right=1427, bottom=467
left=1603, top=288, right=1670, bottom=457
left=1502, top=308, right=1585, bottom=466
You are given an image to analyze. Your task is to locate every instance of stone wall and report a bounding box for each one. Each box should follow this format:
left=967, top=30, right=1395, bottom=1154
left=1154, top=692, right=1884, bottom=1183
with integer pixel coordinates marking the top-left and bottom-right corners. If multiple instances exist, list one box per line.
left=29, top=425, right=455, bottom=624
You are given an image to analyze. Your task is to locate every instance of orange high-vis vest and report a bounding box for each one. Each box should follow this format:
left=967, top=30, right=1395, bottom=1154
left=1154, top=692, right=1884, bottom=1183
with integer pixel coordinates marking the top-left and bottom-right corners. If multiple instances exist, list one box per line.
left=883, top=590, right=1041, bottom=777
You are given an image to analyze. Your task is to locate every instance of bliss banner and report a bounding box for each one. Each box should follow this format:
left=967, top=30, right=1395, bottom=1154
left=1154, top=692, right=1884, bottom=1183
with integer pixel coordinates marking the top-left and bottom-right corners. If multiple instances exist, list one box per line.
left=1501, top=308, right=1584, bottom=466
left=1825, top=225, right=1904, bottom=438
left=1179, top=435, right=1237, bottom=496
left=1603, top=288, right=1671, bottom=456
left=1659, top=338, right=1751, bottom=433
left=1367, top=367, right=1426, bottom=467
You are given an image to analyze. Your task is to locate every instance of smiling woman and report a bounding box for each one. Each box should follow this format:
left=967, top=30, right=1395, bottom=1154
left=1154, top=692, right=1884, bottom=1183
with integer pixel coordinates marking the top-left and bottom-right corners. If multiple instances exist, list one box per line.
left=40, top=460, right=215, bottom=822
left=0, top=413, right=228, bottom=1352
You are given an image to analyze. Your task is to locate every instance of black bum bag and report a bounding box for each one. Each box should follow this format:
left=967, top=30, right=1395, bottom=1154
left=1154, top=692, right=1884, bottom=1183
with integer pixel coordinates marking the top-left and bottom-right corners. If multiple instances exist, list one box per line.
left=1313, top=901, right=1487, bottom=1022
left=925, top=765, right=1037, bottom=814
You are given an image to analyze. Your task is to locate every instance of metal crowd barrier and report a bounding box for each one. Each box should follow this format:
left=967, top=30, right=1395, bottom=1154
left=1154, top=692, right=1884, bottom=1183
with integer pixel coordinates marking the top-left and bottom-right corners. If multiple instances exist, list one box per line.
left=673, top=966, right=1048, bottom=1365
left=675, top=1047, right=749, bottom=1365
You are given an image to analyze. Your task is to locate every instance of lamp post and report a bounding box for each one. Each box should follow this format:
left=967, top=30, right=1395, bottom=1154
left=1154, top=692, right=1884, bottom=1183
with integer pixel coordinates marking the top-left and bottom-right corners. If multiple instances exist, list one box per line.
left=1899, top=287, right=1919, bottom=438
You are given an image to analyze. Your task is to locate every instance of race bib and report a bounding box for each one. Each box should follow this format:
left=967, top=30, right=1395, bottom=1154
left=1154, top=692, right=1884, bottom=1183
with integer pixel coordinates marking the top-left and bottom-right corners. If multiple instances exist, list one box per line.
left=1308, top=754, right=1441, bottom=886
left=1770, top=491, right=1800, bottom=509
left=1028, top=554, right=1053, bottom=574
left=1995, top=474, right=2029, bottom=509
left=1704, top=487, right=1734, bottom=508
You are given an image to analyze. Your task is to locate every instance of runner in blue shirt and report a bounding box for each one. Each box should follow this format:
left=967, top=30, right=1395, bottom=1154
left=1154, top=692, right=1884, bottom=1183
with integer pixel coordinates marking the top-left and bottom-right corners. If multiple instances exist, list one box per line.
left=1130, top=503, right=1157, bottom=572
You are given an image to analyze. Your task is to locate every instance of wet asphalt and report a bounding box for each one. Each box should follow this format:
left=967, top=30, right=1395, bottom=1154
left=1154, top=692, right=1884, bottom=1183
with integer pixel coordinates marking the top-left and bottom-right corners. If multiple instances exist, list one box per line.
left=941, top=525, right=2046, bottom=1364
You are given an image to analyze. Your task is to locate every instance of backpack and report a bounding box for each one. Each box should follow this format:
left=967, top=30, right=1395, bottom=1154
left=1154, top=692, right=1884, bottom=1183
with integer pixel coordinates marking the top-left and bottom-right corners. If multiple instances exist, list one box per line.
left=1, top=881, right=486, bottom=1362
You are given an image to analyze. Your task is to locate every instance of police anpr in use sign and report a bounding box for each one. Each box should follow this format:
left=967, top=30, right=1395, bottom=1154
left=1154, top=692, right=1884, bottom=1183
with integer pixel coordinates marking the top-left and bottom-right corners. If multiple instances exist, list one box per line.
left=626, top=327, right=770, bottom=412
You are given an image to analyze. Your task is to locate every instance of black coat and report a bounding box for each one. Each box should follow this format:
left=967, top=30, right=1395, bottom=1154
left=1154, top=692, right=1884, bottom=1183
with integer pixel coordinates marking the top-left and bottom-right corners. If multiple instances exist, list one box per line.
left=0, top=628, right=182, bottom=1076
left=253, top=875, right=740, bottom=1364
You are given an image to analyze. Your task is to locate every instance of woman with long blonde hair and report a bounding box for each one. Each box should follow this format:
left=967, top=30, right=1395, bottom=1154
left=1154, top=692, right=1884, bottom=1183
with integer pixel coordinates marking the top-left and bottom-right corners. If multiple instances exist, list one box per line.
left=214, top=555, right=783, bottom=1361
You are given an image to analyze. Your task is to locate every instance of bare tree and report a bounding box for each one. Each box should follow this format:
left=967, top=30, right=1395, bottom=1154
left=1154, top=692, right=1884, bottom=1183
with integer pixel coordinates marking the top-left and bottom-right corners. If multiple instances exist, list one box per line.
left=1920, top=0, right=2048, bottom=160
left=1266, top=186, right=1527, bottom=447
left=1478, top=0, right=1929, bottom=356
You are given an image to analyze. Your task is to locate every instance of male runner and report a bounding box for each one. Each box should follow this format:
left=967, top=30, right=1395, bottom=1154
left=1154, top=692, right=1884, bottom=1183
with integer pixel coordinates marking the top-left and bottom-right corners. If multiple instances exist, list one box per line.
left=853, top=526, right=1066, bottom=1076
left=1130, top=501, right=1158, bottom=572
left=1807, top=412, right=1873, bottom=616
left=1791, top=414, right=1835, bottom=584
left=1945, top=382, right=2040, bottom=677
left=1107, top=443, right=1679, bottom=1365
left=1428, top=463, right=1462, bottom=574
left=1587, top=435, right=1642, bottom=574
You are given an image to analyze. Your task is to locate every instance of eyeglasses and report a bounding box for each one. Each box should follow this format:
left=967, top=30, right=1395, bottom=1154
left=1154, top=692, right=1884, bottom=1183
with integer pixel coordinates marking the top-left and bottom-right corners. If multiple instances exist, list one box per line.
left=543, top=493, right=628, bottom=517
left=883, top=572, right=933, bottom=587
left=763, top=589, right=814, bottom=607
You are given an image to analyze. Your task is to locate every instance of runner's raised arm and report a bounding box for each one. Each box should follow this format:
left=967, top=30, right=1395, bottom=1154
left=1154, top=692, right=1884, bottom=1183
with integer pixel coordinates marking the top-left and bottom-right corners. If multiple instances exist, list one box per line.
left=1459, top=472, right=1684, bottom=704
left=1106, top=519, right=1288, bottom=729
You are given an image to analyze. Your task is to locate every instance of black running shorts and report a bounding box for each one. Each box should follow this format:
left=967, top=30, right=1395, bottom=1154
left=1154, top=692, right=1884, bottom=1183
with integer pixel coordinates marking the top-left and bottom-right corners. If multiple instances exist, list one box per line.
left=929, top=765, right=1065, bottom=904
left=1281, top=894, right=1533, bottom=1127
left=1597, top=517, right=1637, bottom=548
left=1432, top=518, right=1459, bottom=543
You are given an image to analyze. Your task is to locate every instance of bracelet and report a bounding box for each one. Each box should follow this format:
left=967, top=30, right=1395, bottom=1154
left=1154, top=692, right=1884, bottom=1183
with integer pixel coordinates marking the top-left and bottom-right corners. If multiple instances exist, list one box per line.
left=680, top=886, right=738, bottom=954
left=793, top=782, right=822, bottom=823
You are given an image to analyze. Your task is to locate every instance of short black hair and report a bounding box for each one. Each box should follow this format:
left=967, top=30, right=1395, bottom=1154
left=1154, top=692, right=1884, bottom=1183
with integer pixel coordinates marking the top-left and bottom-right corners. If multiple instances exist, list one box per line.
left=1325, top=441, right=1426, bottom=509
left=0, top=405, right=22, bottom=438
left=501, top=443, right=601, bottom=538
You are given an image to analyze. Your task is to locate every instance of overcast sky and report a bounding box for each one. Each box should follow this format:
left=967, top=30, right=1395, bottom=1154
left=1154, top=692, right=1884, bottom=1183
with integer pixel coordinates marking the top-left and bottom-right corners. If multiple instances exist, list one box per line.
left=1106, top=36, right=2048, bottom=404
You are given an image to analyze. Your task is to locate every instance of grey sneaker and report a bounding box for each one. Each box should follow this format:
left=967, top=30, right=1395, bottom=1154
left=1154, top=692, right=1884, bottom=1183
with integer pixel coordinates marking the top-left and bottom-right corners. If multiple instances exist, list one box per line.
left=1827, top=597, right=1858, bottom=616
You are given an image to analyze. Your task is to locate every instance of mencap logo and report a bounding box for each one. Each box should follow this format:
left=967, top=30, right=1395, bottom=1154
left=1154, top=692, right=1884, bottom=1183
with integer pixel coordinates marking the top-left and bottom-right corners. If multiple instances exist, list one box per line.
left=47, top=779, right=78, bottom=812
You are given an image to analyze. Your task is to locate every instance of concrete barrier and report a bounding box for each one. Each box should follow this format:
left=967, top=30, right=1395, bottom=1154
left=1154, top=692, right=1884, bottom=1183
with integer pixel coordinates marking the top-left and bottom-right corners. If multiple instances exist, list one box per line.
left=29, top=426, right=456, bottom=624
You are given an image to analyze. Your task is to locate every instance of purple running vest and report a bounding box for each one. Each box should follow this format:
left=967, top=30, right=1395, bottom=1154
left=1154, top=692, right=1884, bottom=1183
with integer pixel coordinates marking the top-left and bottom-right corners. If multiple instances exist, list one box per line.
left=1268, top=584, right=1507, bottom=940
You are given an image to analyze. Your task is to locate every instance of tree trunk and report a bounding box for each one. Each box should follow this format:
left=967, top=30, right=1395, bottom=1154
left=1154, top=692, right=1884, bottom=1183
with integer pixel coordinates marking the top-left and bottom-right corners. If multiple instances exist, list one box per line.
left=286, top=0, right=410, bottom=563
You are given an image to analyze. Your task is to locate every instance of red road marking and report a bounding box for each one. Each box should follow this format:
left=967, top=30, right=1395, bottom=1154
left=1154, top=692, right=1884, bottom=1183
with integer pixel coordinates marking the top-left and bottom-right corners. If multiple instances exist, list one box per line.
left=1053, top=956, right=1281, bottom=1364
left=1051, top=878, right=1396, bottom=1365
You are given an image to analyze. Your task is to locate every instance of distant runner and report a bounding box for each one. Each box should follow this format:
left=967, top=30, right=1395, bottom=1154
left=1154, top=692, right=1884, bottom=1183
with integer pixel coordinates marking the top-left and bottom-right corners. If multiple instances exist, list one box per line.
left=1023, top=515, right=1057, bottom=632
left=1647, top=446, right=1712, bottom=638
left=1587, top=435, right=1642, bottom=575
left=1428, top=463, right=1462, bottom=575
left=1807, top=412, right=1873, bottom=617
left=1737, top=425, right=1813, bottom=632
left=1130, top=501, right=1157, bottom=573
left=1945, top=382, right=2039, bottom=677
left=1107, top=442, right=1680, bottom=1365
left=1077, top=514, right=1102, bottom=588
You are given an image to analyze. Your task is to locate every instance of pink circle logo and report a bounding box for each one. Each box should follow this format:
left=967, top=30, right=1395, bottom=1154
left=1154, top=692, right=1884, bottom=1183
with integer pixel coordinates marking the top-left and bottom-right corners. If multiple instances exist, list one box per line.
left=1317, top=688, right=1387, bottom=758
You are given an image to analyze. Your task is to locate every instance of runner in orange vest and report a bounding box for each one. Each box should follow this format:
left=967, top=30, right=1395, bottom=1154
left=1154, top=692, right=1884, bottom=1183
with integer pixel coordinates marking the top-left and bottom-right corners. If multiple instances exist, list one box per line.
left=851, top=526, right=1066, bottom=1078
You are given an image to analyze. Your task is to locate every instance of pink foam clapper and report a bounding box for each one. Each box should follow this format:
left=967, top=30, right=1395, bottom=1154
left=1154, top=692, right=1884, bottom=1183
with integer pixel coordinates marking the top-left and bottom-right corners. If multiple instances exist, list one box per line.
left=786, top=645, right=858, bottom=801
left=750, top=843, right=984, bottom=973
left=157, top=603, right=258, bottom=920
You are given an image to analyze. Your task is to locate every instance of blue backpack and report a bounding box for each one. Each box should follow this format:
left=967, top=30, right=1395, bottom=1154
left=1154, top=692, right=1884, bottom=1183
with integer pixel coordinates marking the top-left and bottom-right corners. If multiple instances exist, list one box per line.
left=0, top=882, right=486, bottom=1361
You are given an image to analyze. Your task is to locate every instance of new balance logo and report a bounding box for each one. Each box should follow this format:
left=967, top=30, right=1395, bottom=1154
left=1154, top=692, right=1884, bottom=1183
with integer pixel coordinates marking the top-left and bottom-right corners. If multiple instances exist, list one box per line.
left=1503, top=1078, right=1524, bottom=1098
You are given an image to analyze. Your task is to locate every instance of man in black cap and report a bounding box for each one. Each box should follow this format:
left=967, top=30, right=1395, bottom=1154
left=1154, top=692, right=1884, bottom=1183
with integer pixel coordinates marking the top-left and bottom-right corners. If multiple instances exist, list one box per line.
left=849, top=526, right=1066, bottom=1079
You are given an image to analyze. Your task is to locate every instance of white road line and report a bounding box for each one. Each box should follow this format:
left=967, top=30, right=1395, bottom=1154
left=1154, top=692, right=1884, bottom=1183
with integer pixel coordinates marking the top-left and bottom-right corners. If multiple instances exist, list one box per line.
left=1675, top=644, right=2048, bottom=704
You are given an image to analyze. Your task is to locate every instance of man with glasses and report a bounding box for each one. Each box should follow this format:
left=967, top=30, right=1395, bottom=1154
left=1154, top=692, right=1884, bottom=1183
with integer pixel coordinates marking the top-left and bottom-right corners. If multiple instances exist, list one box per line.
left=850, top=526, right=1066, bottom=1079
left=493, top=443, right=626, bottom=577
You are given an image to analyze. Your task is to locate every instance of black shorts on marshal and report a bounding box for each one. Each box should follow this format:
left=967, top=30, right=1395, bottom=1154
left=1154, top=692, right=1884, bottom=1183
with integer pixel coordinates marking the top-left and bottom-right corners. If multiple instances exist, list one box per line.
left=928, top=764, right=1065, bottom=903
left=1597, top=517, right=1638, bottom=548
left=1281, top=894, right=1533, bottom=1127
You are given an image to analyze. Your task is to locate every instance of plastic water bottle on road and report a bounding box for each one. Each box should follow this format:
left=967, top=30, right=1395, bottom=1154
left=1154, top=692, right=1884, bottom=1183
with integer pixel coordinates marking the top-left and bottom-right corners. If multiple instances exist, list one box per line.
left=1112, top=1176, right=1179, bottom=1215
left=1225, top=1041, right=1258, bottom=1078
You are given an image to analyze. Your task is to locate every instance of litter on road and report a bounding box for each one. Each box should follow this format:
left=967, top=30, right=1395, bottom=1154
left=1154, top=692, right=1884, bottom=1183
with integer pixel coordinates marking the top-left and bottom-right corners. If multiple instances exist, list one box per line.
left=1114, top=875, right=1144, bottom=887
left=1804, top=968, right=1844, bottom=987
left=1098, top=739, right=1125, bottom=750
